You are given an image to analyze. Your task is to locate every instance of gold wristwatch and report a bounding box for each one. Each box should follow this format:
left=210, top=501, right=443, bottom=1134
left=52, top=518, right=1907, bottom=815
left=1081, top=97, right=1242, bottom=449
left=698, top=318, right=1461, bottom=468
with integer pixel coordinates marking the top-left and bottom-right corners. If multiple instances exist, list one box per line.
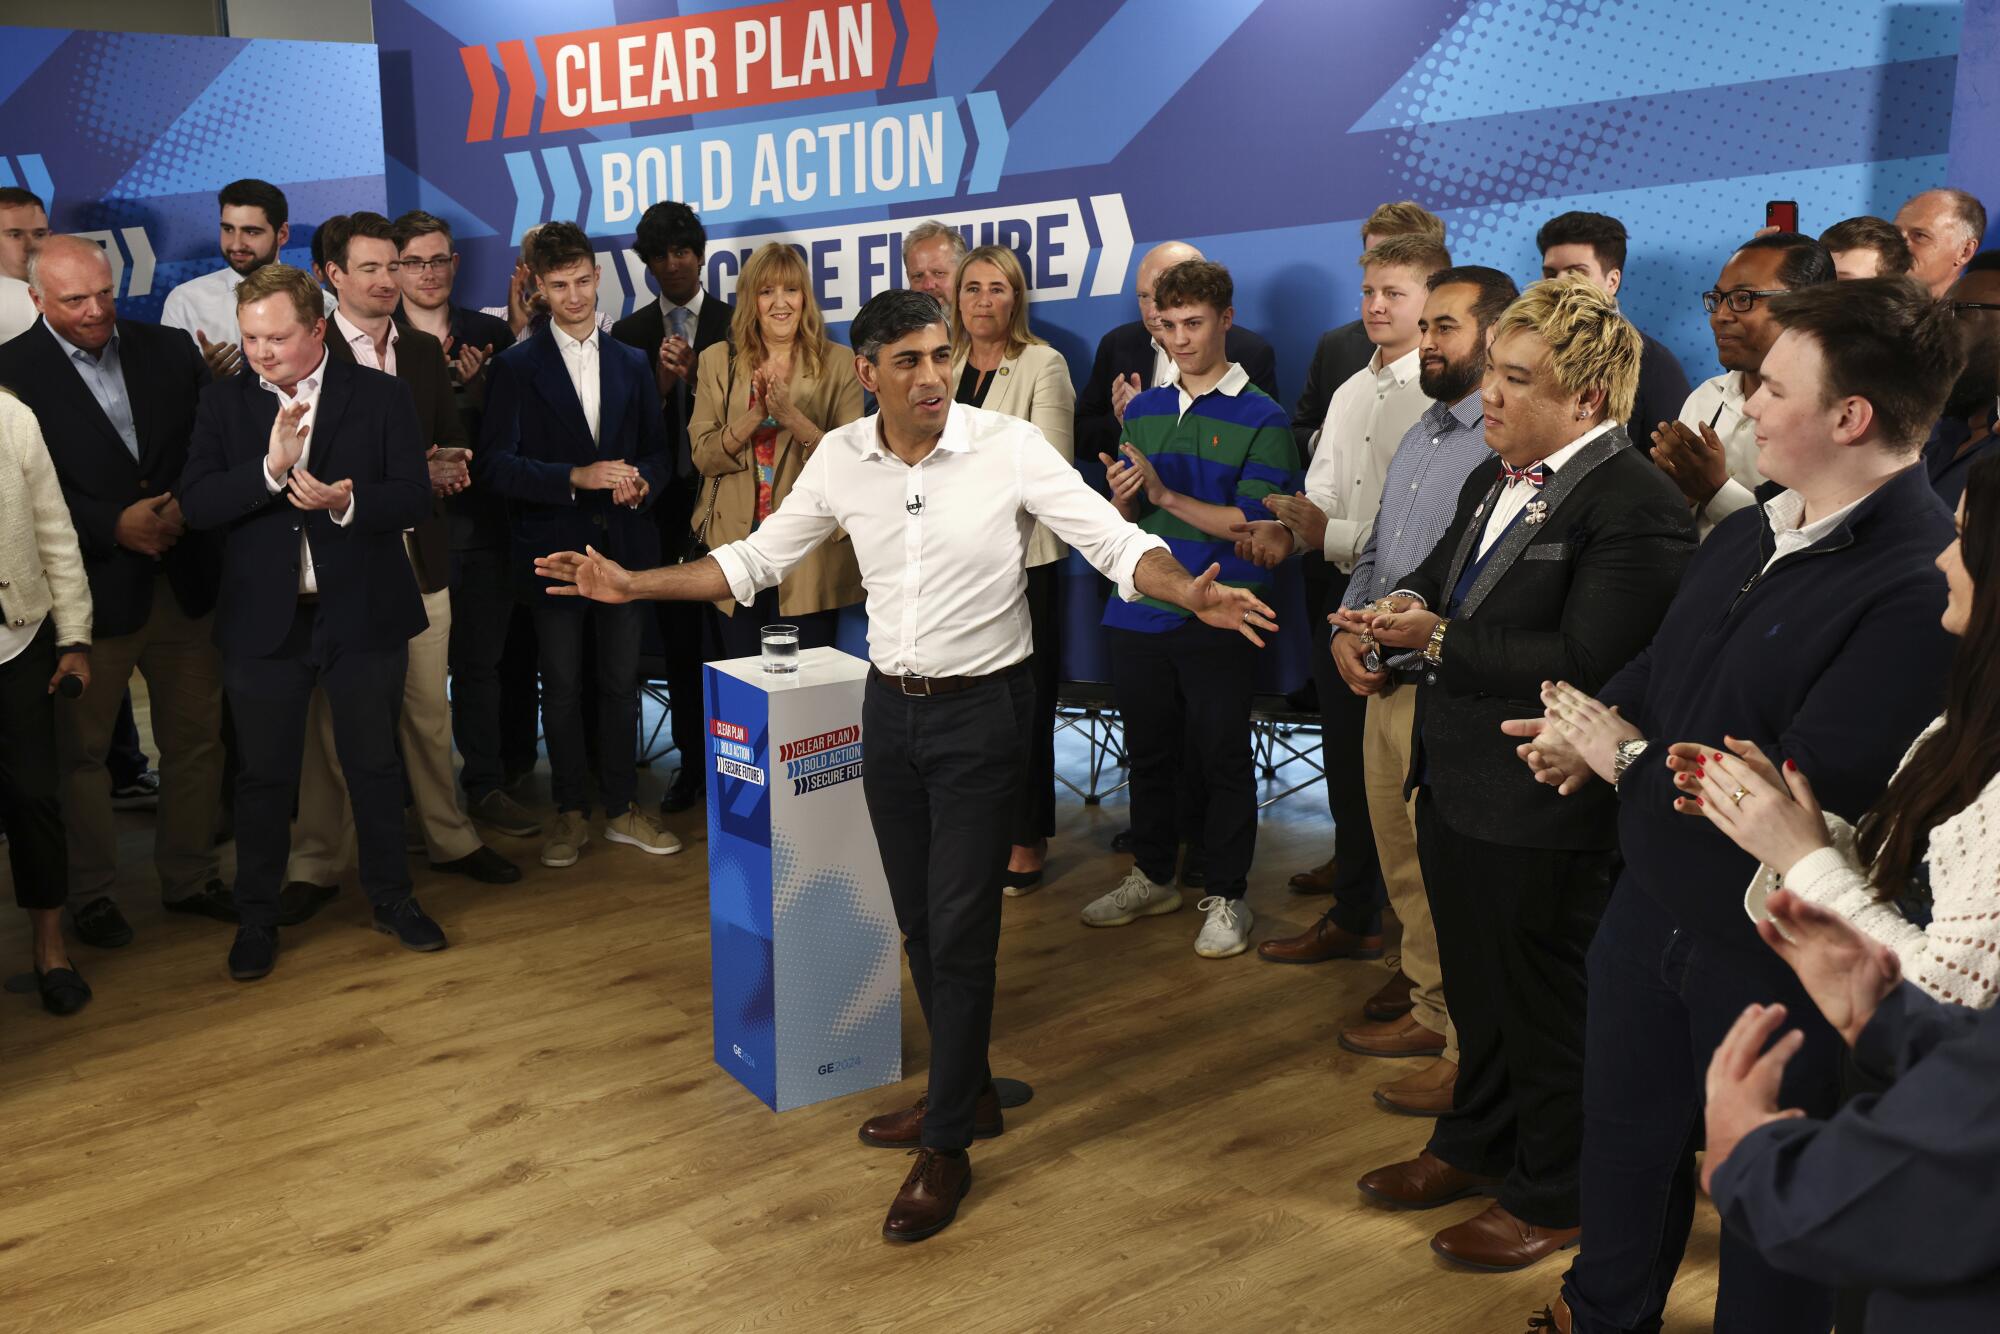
left=1422, top=618, right=1449, bottom=665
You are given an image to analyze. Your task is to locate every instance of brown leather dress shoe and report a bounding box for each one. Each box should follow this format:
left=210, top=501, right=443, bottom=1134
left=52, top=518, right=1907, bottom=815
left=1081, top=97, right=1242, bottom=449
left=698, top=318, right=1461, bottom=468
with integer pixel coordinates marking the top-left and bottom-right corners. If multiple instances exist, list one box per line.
left=1339, top=1012, right=1448, bottom=1058
left=1255, top=915, right=1384, bottom=964
left=1362, top=969, right=1416, bottom=1021
left=1356, top=1149, right=1500, bottom=1209
left=1373, top=1057, right=1458, bottom=1116
left=1525, top=1295, right=1575, bottom=1332
left=1431, top=1203, right=1581, bottom=1272
left=882, top=1148, right=971, bottom=1242
left=1288, top=856, right=1339, bottom=894
left=858, top=1086, right=1003, bottom=1148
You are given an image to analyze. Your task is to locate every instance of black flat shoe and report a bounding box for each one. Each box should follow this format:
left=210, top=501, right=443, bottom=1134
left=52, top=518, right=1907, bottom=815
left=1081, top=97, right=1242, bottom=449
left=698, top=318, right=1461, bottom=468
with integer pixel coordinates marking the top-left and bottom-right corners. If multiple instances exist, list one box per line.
left=277, top=881, right=339, bottom=926
left=36, top=965, right=92, bottom=1016
left=73, top=896, right=135, bottom=949
left=165, top=880, right=240, bottom=924
left=228, top=926, right=278, bottom=981
left=430, top=846, right=522, bottom=885
left=1000, top=868, right=1043, bottom=898
left=660, top=768, right=705, bottom=814
left=373, top=897, right=448, bottom=953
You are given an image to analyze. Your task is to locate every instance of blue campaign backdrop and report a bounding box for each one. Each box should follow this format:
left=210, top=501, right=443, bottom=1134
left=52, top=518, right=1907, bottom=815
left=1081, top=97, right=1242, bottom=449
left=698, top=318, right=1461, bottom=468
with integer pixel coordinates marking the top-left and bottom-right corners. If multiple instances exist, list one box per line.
left=370, top=0, right=1969, bottom=400
left=0, top=27, right=386, bottom=321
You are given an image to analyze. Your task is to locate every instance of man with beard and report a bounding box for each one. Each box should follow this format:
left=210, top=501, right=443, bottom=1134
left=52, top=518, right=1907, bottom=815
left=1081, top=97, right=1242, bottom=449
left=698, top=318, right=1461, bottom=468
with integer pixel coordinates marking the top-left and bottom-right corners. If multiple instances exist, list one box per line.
left=162, top=179, right=331, bottom=380
left=1925, top=252, right=2000, bottom=508
left=1651, top=234, right=1834, bottom=539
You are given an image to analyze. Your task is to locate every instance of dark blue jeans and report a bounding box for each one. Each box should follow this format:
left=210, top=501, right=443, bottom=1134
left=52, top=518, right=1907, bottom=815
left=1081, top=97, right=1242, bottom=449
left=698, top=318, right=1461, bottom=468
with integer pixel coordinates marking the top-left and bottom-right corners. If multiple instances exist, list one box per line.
left=448, top=547, right=512, bottom=801
left=532, top=599, right=642, bottom=817
left=1561, top=884, right=1842, bottom=1333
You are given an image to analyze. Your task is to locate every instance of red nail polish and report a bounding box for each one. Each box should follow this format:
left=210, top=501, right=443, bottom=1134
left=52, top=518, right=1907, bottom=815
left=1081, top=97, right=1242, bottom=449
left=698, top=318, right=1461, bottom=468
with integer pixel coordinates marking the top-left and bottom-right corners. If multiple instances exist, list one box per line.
left=1713, top=752, right=1725, bottom=762
left=1696, top=797, right=1705, bottom=806
left=1785, top=759, right=1797, bottom=772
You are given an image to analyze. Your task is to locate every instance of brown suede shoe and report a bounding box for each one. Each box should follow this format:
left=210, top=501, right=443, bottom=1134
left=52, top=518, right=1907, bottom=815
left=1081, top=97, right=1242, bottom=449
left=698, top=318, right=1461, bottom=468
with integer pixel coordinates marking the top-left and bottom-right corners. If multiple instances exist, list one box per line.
left=1363, top=969, right=1417, bottom=1021
left=1339, top=1012, right=1448, bottom=1058
left=1525, top=1295, right=1575, bottom=1332
left=1431, top=1203, right=1581, bottom=1272
left=1255, top=915, right=1384, bottom=964
left=1373, top=1057, right=1457, bottom=1116
left=858, top=1086, right=1003, bottom=1148
left=1356, top=1149, right=1501, bottom=1209
left=1288, top=856, right=1339, bottom=894
left=882, top=1148, right=971, bottom=1242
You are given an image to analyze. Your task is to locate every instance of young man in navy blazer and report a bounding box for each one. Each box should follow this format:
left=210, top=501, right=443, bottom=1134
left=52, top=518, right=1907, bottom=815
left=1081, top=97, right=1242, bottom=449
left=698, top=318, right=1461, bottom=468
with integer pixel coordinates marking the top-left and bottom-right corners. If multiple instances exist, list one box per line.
left=179, top=264, right=441, bottom=981
left=478, top=222, right=678, bottom=870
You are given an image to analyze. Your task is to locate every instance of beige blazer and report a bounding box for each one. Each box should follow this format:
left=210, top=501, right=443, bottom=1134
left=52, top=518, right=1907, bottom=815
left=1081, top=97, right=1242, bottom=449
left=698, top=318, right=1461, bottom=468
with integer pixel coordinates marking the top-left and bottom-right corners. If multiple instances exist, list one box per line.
left=951, top=341, right=1076, bottom=567
left=0, top=392, right=91, bottom=646
left=688, top=339, right=866, bottom=616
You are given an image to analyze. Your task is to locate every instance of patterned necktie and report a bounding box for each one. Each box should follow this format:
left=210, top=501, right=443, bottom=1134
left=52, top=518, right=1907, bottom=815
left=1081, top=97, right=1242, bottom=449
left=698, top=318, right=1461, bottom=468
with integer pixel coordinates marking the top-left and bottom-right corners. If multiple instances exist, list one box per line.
left=668, top=306, right=689, bottom=342
left=1500, top=460, right=1547, bottom=488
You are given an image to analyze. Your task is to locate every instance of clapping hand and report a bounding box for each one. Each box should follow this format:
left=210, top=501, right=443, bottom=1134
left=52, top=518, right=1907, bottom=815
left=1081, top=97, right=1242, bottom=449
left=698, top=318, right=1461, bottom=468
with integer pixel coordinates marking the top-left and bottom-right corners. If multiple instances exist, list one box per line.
left=1184, top=562, right=1278, bottom=646
left=1261, top=493, right=1326, bottom=557
left=266, top=398, right=311, bottom=476
left=195, top=329, right=243, bottom=378
left=441, top=334, right=493, bottom=385
left=287, top=465, right=352, bottom=516
left=571, top=459, right=640, bottom=492
left=427, top=445, right=472, bottom=496
left=1099, top=450, right=1145, bottom=518
left=1228, top=519, right=1294, bottom=570
left=1110, top=371, right=1143, bottom=423
left=1650, top=420, right=1730, bottom=506
left=612, top=473, right=650, bottom=509
left=536, top=545, right=634, bottom=603
left=1687, top=739, right=1835, bottom=873
left=1700, top=1001, right=1808, bottom=1196
left=657, top=334, right=694, bottom=392
left=1758, top=888, right=1903, bottom=1048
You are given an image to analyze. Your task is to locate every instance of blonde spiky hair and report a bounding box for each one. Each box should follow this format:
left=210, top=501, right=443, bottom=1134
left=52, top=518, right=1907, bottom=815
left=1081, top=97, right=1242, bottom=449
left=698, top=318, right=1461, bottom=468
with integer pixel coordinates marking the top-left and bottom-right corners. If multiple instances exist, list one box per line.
left=1490, top=275, right=1643, bottom=424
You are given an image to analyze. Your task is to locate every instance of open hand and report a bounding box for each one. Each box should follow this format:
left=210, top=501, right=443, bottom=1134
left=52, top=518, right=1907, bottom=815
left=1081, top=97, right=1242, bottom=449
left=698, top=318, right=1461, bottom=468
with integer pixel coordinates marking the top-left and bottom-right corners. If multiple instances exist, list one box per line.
left=1262, top=493, right=1326, bottom=556
left=536, top=545, right=633, bottom=603
left=1099, top=450, right=1144, bottom=518
left=266, top=398, right=311, bottom=476
left=286, top=466, right=353, bottom=516
left=1757, top=889, right=1903, bottom=1048
left=1229, top=519, right=1293, bottom=570
left=1540, top=680, right=1641, bottom=784
left=442, top=335, right=492, bottom=385
left=657, top=335, right=693, bottom=392
left=1118, top=443, right=1167, bottom=505
left=1650, top=420, right=1729, bottom=506
left=612, top=474, right=650, bottom=509
left=1692, top=742, right=1834, bottom=874
left=1110, top=371, right=1143, bottom=423
left=1185, top=562, right=1278, bottom=646
left=196, top=329, right=243, bottom=378
left=1700, top=1002, right=1807, bottom=1196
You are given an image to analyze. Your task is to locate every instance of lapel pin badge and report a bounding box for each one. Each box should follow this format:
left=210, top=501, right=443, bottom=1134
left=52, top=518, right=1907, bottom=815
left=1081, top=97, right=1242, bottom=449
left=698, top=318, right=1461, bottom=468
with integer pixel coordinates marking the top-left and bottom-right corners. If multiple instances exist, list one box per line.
left=1524, top=499, right=1549, bottom=526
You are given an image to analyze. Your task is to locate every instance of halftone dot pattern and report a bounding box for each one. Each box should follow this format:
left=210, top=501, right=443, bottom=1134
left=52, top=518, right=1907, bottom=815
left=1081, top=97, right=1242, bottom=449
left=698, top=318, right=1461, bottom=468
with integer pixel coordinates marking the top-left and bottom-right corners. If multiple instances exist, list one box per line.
left=1353, top=0, right=1963, bottom=130
left=110, top=42, right=385, bottom=200
left=62, top=31, right=231, bottom=162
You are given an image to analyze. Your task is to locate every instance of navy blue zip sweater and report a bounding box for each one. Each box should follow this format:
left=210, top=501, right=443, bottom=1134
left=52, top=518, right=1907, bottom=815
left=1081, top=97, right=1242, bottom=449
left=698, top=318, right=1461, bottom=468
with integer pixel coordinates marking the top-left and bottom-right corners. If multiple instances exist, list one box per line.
left=1598, top=462, right=1956, bottom=943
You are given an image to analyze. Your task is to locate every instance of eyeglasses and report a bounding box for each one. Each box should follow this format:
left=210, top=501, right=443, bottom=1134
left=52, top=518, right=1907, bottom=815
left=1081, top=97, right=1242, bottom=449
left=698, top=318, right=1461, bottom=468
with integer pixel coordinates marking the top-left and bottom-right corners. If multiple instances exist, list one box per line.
left=1951, top=300, right=2000, bottom=316
left=1701, top=288, right=1789, bottom=314
left=398, top=256, right=456, bottom=273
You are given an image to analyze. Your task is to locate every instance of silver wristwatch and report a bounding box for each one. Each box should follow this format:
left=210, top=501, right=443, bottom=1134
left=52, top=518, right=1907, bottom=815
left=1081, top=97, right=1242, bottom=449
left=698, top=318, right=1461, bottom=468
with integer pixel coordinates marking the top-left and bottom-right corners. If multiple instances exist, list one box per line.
left=1612, top=737, right=1650, bottom=788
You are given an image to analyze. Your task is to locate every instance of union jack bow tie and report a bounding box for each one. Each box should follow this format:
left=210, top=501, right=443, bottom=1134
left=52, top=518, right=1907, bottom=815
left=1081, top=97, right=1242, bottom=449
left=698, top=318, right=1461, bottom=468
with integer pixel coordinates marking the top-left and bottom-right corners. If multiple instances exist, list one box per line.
left=1500, top=461, right=1547, bottom=488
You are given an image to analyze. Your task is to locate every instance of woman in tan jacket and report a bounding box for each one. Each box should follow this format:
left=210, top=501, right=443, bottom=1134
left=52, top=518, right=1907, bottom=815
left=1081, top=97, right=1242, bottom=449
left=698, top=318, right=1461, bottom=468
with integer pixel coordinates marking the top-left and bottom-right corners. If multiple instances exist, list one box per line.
left=950, top=245, right=1076, bottom=892
left=688, top=242, right=865, bottom=656
left=0, top=390, right=94, bottom=1014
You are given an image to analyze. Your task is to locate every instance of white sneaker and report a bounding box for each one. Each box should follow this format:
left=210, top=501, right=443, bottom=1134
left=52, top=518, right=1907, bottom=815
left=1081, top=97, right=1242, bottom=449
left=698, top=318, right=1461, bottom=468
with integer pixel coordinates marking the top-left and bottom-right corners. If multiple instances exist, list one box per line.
left=604, top=809, right=683, bottom=856
left=1080, top=867, right=1182, bottom=927
left=1193, top=895, right=1254, bottom=958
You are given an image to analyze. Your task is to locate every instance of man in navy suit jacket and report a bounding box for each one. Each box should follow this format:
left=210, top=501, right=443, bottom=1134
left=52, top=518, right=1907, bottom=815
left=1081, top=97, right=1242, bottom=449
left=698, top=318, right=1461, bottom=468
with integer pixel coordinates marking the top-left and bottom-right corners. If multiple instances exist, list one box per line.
left=179, top=265, right=439, bottom=982
left=478, top=223, right=675, bottom=869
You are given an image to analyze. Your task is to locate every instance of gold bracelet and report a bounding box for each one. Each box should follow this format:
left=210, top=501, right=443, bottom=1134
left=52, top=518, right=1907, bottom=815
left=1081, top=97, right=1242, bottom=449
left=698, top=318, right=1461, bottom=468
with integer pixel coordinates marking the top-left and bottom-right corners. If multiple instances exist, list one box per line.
left=1422, top=618, right=1450, bottom=666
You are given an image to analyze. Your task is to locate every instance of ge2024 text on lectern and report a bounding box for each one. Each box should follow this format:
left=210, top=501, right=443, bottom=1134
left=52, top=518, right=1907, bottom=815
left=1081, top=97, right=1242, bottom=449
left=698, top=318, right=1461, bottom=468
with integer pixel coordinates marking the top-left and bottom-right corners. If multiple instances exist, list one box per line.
left=704, top=647, right=902, bottom=1111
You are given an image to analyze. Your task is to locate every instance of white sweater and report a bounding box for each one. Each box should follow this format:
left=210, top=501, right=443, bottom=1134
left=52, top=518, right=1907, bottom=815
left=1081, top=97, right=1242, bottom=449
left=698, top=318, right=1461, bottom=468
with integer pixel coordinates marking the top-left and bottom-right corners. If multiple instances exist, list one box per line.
left=1745, top=717, right=2000, bottom=1007
left=0, top=392, right=91, bottom=648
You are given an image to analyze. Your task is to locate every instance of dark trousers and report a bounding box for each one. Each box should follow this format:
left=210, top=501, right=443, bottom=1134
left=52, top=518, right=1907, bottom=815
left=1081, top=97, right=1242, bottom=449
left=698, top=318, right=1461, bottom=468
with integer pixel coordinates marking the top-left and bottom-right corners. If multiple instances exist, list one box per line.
left=1561, top=885, right=1841, bottom=1334
left=657, top=599, right=709, bottom=787
left=108, top=689, right=149, bottom=786
left=1419, top=791, right=1612, bottom=1227
left=533, top=600, right=642, bottom=816
left=225, top=602, right=410, bottom=929
left=1015, top=562, right=1060, bottom=845
left=1, top=621, right=66, bottom=909
left=712, top=589, right=840, bottom=659
left=499, top=601, right=542, bottom=782
left=1317, top=591, right=1385, bottom=934
left=448, top=546, right=512, bottom=801
left=862, top=668, right=1031, bottom=1149
left=1108, top=621, right=1256, bottom=897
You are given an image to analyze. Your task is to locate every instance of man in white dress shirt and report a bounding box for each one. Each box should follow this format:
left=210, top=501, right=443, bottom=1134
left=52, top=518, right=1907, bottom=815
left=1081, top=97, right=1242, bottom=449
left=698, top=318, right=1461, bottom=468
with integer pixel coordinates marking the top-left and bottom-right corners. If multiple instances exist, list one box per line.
left=1652, top=233, right=1835, bottom=538
left=0, top=186, right=50, bottom=345
left=535, top=288, right=1276, bottom=1245
left=160, top=179, right=330, bottom=380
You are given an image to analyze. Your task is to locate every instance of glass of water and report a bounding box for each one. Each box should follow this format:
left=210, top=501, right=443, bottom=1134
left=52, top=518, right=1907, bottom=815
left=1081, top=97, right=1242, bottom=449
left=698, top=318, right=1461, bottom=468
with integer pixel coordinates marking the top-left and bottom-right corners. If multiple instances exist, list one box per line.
left=761, top=623, right=800, bottom=674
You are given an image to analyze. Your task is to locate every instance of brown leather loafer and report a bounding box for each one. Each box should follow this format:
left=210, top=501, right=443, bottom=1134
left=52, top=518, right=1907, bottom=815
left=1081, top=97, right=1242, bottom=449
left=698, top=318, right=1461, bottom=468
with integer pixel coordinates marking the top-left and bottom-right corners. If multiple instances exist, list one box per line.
left=882, top=1148, right=971, bottom=1242
left=1431, top=1203, right=1581, bottom=1272
left=1362, top=969, right=1416, bottom=1021
left=858, top=1086, right=1003, bottom=1148
left=1373, top=1057, right=1457, bottom=1116
left=1356, top=1149, right=1500, bottom=1210
left=1288, top=856, right=1339, bottom=894
left=1525, top=1295, right=1575, bottom=1331
left=1255, top=915, right=1384, bottom=964
left=1339, top=1012, right=1448, bottom=1058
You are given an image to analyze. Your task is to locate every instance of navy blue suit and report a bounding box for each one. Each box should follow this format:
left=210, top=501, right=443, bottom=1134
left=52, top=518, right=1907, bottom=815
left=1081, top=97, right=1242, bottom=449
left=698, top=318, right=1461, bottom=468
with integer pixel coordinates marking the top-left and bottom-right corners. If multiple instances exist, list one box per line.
left=181, top=354, right=431, bottom=926
left=477, top=325, right=666, bottom=817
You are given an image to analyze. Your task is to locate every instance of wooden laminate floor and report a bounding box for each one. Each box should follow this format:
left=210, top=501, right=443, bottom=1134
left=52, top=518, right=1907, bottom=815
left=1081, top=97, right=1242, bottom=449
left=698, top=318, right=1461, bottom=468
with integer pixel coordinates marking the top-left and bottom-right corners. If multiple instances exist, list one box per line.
left=0, top=702, right=1720, bottom=1333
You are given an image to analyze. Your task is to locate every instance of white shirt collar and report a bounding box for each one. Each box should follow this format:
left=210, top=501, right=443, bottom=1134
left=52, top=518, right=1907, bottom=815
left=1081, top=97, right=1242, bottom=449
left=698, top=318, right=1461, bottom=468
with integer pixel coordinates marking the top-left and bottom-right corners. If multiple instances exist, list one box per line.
left=1537, top=419, right=1617, bottom=474
left=44, top=317, right=115, bottom=365
left=332, top=306, right=397, bottom=351
left=1371, top=344, right=1422, bottom=385
left=258, top=347, right=330, bottom=401
left=553, top=322, right=599, bottom=355
left=658, top=284, right=705, bottom=325
left=1763, top=488, right=1866, bottom=546
left=1174, top=361, right=1250, bottom=412
left=860, top=402, right=977, bottom=462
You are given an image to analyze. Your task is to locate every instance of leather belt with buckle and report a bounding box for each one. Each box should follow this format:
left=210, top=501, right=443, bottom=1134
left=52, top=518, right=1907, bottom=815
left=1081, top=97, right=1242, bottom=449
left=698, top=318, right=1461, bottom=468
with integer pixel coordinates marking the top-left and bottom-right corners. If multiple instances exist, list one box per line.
left=869, top=662, right=1024, bottom=697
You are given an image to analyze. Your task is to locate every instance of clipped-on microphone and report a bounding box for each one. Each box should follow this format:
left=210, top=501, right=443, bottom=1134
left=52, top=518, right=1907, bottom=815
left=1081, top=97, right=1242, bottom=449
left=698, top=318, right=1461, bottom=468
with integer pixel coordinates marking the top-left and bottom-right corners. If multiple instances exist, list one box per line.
left=56, top=673, right=84, bottom=699
left=906, top=495, right=925, bottom=515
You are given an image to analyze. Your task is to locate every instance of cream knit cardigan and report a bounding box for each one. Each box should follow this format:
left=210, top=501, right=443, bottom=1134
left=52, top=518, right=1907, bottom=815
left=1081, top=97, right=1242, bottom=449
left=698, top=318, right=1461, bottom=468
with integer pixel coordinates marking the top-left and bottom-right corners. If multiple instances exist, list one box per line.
left=0, top=391, right=91, bottom=648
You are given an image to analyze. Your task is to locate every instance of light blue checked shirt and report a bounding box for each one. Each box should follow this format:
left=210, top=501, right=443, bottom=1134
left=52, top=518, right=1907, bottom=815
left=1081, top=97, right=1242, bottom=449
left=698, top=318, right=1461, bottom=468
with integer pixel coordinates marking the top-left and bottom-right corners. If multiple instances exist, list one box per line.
left=47, top=318, right=139, bottom=460
left=1340, top=391, right=1490, bottom=664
